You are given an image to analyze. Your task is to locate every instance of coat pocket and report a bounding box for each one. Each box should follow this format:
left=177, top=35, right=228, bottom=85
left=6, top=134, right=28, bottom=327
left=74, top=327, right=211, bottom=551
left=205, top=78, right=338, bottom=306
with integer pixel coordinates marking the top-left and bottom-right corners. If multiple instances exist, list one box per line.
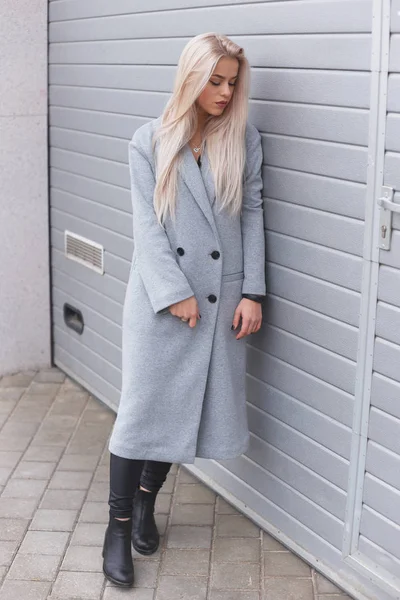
left=222, top=271, right=244, bottom=282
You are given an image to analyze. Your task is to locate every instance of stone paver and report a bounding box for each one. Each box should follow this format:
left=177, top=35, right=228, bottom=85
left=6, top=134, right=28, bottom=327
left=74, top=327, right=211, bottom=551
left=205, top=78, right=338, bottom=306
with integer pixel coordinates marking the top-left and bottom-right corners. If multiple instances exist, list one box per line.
left=0, top=368, right=353, bottom=599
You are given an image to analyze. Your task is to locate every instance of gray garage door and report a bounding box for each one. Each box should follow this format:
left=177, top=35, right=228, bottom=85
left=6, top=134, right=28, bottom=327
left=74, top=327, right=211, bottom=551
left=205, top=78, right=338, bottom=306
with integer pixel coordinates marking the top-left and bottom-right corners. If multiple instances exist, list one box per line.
left=349, top=6, right=400, bottom=590
left=48, top=1, right=398, bottom=599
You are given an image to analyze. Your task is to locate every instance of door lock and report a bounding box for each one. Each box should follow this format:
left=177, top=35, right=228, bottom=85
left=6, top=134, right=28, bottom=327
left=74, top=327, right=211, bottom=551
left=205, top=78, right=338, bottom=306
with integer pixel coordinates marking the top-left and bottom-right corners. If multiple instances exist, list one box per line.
left=378, top=186, right=396, bottom=250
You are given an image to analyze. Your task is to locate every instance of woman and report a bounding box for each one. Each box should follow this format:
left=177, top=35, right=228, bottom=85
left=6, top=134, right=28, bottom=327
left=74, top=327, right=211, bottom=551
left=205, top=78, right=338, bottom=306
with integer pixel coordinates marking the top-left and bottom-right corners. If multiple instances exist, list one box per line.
left=103, top=32, right=266, bottom=587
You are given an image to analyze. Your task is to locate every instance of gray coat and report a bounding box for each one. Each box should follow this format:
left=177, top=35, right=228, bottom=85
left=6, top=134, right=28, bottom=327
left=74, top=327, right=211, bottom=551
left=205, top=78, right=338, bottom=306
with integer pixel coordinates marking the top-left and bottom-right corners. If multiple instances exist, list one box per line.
left=108, top=115, right=266, bottom=465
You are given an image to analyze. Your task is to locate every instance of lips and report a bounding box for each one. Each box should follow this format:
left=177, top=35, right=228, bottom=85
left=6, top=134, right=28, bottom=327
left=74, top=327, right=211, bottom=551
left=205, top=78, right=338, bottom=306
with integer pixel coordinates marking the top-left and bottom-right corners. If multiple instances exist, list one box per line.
left=216, top=102, right=227, bottom=107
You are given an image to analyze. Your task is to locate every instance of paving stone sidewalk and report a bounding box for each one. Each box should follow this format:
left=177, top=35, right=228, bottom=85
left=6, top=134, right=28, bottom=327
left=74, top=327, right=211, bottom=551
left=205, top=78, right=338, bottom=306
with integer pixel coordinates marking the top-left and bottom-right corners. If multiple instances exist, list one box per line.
left=0, top=368, right=351, bottom=600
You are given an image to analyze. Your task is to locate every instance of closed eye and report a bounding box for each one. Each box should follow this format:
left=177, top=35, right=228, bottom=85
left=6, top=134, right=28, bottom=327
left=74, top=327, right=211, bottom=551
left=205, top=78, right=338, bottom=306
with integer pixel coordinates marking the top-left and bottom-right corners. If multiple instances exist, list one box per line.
left=210, top=81, right=236, bottom=87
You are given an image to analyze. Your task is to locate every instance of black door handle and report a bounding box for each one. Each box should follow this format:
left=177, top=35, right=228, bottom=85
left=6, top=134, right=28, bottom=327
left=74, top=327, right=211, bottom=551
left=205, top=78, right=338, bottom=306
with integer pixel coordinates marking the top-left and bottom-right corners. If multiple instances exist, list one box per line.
left=63, top=303, right=84, bottom=335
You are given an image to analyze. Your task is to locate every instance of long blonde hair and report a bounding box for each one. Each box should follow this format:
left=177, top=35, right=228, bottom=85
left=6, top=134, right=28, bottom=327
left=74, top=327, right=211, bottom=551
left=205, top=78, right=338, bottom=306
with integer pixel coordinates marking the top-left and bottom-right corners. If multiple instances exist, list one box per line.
left=152, top=32, right=250, bottom=225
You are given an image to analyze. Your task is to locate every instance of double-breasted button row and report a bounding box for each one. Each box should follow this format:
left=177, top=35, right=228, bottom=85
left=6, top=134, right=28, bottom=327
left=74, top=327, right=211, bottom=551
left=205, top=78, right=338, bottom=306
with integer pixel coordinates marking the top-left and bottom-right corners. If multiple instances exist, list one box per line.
left=178, top=247, right=220, bottom=260
left=176, top=247, right=219, bottom=304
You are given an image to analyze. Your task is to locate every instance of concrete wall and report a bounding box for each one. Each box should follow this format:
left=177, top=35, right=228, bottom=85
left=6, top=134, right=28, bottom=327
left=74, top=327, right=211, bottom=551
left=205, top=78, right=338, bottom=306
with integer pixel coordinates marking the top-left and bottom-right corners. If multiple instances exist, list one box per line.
left=0, top=1, right=51, bottom=375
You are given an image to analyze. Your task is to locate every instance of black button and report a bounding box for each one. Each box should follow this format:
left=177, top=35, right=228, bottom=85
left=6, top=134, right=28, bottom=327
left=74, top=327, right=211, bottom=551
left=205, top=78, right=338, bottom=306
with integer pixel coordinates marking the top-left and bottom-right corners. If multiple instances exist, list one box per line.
left=177, top=247, right=184, bottom=256
left=208, top=294, right=217, bottom=303
left=211, top=250, right=220, bottom=260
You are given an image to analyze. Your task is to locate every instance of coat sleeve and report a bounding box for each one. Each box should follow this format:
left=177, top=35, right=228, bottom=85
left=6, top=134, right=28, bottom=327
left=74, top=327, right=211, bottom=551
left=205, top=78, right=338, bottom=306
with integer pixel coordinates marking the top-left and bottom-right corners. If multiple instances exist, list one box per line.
left=128, top=140, right=195, bottom=315
left=241, top=125, right=267, bottom=296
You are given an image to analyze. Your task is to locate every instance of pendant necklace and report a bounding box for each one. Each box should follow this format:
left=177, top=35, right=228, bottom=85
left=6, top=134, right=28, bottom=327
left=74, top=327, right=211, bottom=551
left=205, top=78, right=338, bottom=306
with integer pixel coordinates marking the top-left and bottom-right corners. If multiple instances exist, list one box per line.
left=192, top=136, right=202, bottom=153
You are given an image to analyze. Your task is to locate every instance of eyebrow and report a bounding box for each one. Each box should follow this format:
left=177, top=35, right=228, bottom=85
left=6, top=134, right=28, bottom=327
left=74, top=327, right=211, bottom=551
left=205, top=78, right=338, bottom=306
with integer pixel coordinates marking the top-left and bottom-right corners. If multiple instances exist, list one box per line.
left=212, top=74, right=238, bottom=80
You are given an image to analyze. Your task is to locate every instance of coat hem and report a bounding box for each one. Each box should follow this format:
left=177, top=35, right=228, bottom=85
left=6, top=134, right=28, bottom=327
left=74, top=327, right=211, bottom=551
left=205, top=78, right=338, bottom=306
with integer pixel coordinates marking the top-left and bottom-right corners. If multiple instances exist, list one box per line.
left=194, top=437, right=250, bottom=462
left=108, top=437, right=250, bottom=466
left=108, top=441, right=197, bottom=465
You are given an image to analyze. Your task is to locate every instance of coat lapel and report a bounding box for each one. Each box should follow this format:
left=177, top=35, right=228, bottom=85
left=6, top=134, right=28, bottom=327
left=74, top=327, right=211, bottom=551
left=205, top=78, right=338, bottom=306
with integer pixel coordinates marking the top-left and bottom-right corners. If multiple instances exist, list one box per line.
left=179, top=143, right=218, bottom=238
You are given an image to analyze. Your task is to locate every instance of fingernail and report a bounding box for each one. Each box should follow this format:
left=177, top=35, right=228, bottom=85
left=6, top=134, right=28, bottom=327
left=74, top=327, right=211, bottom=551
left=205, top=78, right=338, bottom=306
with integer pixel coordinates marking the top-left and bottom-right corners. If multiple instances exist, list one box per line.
left=231, top=325, right=234, bottom=330
left=199, top=314, right=201, bottom=318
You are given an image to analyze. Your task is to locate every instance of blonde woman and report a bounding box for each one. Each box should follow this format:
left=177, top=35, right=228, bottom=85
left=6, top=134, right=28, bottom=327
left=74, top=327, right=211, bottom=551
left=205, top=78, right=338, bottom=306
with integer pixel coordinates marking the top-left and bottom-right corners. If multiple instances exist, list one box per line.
left=103, top=32, right=266, bottom=587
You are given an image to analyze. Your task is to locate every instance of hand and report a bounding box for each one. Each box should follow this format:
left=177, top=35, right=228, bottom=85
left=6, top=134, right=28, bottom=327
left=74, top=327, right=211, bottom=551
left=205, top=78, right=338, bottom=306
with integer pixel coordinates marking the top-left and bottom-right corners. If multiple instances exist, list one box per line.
left=232, top=298, right=262, bottom=340
left=169, top=296, right=201, bottom=328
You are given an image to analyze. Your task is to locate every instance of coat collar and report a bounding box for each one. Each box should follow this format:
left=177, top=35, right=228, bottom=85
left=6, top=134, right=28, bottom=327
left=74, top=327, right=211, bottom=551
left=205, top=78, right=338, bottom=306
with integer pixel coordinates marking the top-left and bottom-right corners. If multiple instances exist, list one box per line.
left=179, top=142, right=219, bottom=239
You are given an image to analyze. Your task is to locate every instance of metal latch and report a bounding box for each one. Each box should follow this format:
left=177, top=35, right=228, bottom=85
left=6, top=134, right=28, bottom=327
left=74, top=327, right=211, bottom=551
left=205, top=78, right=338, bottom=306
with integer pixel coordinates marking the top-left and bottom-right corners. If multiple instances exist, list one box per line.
left=377, top=186, right=398, bottom=250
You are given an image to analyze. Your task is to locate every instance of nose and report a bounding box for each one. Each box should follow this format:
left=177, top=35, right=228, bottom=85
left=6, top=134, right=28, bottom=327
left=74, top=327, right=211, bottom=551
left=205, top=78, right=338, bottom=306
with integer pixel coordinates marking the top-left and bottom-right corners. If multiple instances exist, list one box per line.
left=220, top=83, right=231, bottom=98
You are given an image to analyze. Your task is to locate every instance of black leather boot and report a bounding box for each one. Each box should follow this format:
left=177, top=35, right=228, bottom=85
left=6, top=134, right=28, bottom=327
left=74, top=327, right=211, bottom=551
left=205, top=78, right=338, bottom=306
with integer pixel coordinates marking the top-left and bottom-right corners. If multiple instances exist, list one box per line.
left=102, top=516, right=134, bottom=587
left=131, top=487, right=160, bottom=555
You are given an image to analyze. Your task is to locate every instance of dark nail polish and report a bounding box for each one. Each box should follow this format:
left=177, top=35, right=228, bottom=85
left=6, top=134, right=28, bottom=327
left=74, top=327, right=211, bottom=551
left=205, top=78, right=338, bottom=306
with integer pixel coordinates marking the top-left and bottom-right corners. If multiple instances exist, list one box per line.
left=231, top=325, right=234, bottom=330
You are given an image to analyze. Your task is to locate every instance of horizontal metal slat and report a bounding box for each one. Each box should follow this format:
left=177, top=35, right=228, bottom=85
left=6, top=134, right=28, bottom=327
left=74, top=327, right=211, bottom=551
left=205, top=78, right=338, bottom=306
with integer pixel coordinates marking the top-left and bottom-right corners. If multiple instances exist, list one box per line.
left=371, top=372, right=400, bottom=421
left=230, top=442, right=344, bottom=549
left=265, top=295, right=358, bottom=361
left=386, top=114, right=400, bottom=152
left=50, top=168, right=131, bottom=213
left=363, top=473, right=400, bottom=527
left=53, top=324, right=121, bottom=390
left=264, top=166, right=365, bottom=220
left=50, top=86, right=167, bottom=119
left=388, top=74, right=400, bottom=112
left=358, top=536, right=400, bottom=586
left=261, top=135, right=368, bottom=184
left=49, top=64, right=371, bottom=109
left=49, top=34, right=372, bottom=71
left=50, top=106, right=146, bottom=140
left=50, top=147, right=130, bottom=188
left=368, top=406, right=400, bottom=456
left=266, top=263, right=360, bottom=327
left=50, top=126, right=129, bottom=163
left=360, top=505, right=400, bottom=562
left=49, top=88, right=369, bottom=148
left=251, top=101, right=369, bottom=147
left=266, top=231, right=362, bottom=292
left=252, top=324, right=356, bottom=394
left=49, top=64, right=175, bottom=91
left=384, top=152, right=400, bottom=189
left=53, top=345, right=120, bottom=409
left=378, top=265, right=400, bottom=308
left=247, top=433, right=347, bottom=520
left=49, top=1, right=372, bottom=41
left=373, top=338, right=400, bottom=385
left=376, top=301, right=400, bottom=348
left=247, top=402, right=348, bottom=493
left=366, top=440, right=400, bottom=491
left=51, top=188, right=132, bottom=238
left=248, top=348, right=353, bottom=429
left=392, top=0, right=400, bottom=32
left=389, top=34, right=400, bottom=72
left=49, top=0, right=276, bottom=21
left=265, top=198, right=364, bottom=256
left=249, top=378, right=351, bottom=459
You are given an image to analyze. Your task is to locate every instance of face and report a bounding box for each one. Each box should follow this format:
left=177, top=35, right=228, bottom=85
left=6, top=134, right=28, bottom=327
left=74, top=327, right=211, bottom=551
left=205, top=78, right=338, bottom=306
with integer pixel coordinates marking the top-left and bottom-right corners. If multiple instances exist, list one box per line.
left=196, top=56, right=239, bottom=117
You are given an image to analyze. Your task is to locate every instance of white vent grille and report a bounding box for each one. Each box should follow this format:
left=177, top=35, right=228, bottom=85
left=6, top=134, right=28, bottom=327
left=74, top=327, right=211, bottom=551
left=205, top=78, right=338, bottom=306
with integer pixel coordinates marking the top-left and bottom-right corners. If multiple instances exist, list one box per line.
left=64, top=231, right=104, bottom=275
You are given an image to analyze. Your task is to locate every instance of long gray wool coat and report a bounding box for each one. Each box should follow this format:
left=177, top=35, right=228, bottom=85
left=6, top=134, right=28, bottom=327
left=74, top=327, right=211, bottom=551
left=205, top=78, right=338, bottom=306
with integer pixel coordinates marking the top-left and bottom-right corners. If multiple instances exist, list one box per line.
left=109, top=115, right=266, bottom=465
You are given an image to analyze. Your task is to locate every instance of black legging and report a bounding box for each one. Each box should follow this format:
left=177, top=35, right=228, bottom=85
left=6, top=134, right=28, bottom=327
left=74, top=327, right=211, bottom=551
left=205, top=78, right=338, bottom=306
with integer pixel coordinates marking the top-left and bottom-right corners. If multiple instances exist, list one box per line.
left=108, top=453, right=172, bottom=519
